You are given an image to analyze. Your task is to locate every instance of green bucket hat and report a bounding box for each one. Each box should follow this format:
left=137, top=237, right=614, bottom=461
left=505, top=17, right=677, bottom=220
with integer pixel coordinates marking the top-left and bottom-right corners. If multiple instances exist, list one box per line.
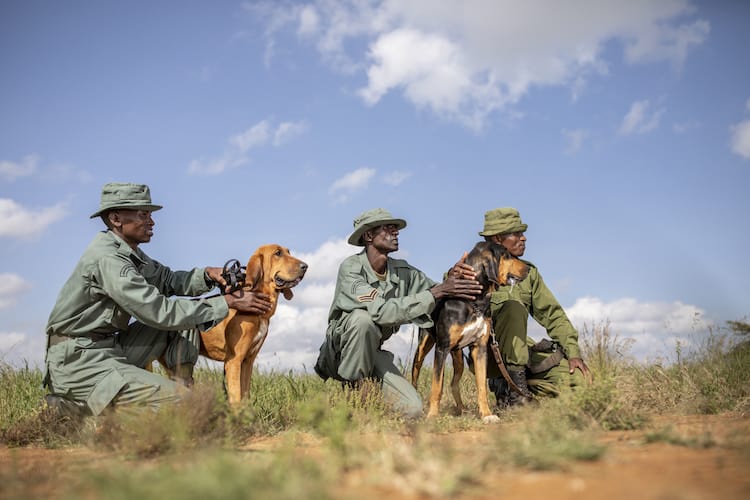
left=478, top=207, right=528, bottom=237
left=89, top=182, right=163, bottom=219
left=348, top=208, right=407, bottom=246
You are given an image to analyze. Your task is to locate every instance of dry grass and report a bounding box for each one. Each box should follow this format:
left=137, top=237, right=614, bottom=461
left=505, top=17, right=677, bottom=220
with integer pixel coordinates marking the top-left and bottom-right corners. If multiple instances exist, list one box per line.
left=1, top=320, right=749, bottom=498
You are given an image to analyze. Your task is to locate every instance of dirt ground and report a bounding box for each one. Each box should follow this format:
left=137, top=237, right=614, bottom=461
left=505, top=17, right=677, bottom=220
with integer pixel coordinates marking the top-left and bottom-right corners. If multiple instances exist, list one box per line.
left=2, top=413, right=749, bottom=499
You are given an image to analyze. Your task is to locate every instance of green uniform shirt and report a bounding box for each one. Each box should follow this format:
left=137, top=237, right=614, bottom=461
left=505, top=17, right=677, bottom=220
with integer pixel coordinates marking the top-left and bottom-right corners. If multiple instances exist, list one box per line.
left=326, top=251, right=438, bottom=338
left=488, top=260, right=581, bottom=359
left=46, top=230, right=229, bottom=337
left=315, top=250, right=438, bottom=383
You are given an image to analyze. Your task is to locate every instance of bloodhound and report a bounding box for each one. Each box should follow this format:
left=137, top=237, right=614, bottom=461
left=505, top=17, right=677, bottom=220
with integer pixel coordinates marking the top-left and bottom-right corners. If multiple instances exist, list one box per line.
left=200, top=244, right=307, bottom=405
left=411, top=241, right=528, bottom=422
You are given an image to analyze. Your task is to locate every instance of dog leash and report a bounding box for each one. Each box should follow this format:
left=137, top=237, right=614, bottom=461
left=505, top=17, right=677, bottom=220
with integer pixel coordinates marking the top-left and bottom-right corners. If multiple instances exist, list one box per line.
left=488, top=327, right=526, bottom=396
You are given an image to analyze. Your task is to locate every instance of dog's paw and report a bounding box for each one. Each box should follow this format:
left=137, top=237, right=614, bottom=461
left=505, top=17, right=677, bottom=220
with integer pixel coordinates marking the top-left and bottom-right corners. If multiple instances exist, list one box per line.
left=482, top=414, right=501, bottom=424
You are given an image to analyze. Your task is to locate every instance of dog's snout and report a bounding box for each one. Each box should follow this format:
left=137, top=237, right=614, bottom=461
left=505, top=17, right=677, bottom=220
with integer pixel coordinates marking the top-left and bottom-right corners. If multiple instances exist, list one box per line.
left=300, top=262, right=308, bottom=273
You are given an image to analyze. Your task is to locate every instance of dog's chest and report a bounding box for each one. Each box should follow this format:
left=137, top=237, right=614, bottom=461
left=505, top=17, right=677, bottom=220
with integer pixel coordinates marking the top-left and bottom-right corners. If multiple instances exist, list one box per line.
left=451, top=315, right=489, bottom=349
left=251, top=320, right=269, bottom=350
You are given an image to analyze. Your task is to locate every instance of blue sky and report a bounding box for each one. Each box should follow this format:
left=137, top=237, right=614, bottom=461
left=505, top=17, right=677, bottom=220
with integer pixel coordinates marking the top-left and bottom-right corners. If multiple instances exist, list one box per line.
left=1, top=0, right=749, bottom=372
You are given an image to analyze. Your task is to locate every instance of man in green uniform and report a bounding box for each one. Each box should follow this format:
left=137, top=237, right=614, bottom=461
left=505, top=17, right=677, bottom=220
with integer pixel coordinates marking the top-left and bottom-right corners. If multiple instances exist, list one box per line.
left=314, top=208, right=482, bottom=418
left=44, top=182, right=273, bottom=416
left=480, top=208, right=591, bottom=407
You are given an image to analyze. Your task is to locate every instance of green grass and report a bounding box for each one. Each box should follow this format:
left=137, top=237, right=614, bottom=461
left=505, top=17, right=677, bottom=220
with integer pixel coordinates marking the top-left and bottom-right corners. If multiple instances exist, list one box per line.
left=1, top=321, right=748, bottom=498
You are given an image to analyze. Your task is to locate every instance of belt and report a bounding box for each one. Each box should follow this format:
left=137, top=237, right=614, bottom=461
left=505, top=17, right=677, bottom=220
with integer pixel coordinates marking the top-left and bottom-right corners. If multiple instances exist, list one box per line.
left=48, top=332, right=116, bottom=347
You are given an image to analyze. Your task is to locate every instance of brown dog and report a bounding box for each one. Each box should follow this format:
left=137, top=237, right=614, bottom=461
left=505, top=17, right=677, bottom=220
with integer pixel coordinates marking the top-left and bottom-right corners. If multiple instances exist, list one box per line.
left=411, top=241, right=528, bottom=422
left=200, top=244, right=307, bottom=405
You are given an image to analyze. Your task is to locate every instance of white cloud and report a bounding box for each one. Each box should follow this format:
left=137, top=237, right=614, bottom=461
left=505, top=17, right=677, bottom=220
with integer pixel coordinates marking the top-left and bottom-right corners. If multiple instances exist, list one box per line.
left=294, top=238, right=356, bottom=283
left=673, top=119, right=700, bottom=134
left=188, top=153, right=249, bottom=176
left=329, top=167, right=376, bottom=202
left=622, top=19, right=710, bottom=68
left=566, top=296, right=711, bottom=361
left=256, top=0, right=708, bottom=129
left=0, top=154, right=38, bottom=181
left=562, top=128, right=587, bottom=154
left=273, top=120, right=308, bottom=146
left=231, top=121, right=271, bottom=152
left=619, top=99, right=664, bottom=135
left=728, top=98, right=750, bottom=159
left=254, top=238, right=355, bottom=372
left=730, top=120, right=750, bottom=160
left=0, top=198, right=67, bottom=239
left=297, top=5, right=320, bottom=37
left=0, top=330, right=46, bottom=368
left=0, top=274, right=32, bottom=310
left=383, top=170, right=412, bottom=186
left=188, top=119, right=308, bottom=175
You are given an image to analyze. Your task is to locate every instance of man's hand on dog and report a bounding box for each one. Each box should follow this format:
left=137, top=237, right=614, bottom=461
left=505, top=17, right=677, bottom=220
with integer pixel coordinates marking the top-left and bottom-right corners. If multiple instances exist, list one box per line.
left=224, top=289, right=273, bottom=315
left=431, top=254, right=482, bottom=300
left=448, top=252, right=478, bottom=280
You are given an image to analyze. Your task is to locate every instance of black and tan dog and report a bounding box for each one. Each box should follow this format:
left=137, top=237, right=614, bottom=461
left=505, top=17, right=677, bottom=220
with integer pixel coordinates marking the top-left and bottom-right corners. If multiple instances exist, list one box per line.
left=411, top=241, right=529, bottom=422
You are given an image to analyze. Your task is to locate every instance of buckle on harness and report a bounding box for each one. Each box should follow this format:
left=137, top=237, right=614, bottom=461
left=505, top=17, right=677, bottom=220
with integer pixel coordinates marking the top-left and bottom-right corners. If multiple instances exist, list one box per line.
left=220, top=259, right=246, bottom=295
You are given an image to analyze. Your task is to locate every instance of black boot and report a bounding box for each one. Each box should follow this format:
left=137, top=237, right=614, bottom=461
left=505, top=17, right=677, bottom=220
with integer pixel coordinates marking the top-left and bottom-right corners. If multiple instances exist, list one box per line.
left=45, top=394, right=91, bottom=419
left=488, top=377, right=509, bottom=409
left=506, top=368, right=534, bottom=406
left=171, top=364, right=195, bottom=388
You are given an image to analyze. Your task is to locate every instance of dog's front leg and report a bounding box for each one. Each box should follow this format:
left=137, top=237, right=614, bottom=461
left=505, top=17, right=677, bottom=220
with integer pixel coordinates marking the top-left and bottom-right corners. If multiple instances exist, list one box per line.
left=427, top=345, right=449, bottom=418
left=224, top=358, right=243, bottom=406
left=239, top=355, right=257, bottom=401
left=449, top=349, right=465, bottom=414
left=473, top=324, right=500, bottom=423
left=411, top=329, right=435, bottom=388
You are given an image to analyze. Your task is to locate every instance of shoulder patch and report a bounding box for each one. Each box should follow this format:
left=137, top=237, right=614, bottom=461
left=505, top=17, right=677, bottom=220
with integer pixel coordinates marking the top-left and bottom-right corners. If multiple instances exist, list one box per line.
left=120, top=264, right=137, bottom=278
left=350, top=279, right=368, bottom=295
left=357, top=288, right=378, bottom=303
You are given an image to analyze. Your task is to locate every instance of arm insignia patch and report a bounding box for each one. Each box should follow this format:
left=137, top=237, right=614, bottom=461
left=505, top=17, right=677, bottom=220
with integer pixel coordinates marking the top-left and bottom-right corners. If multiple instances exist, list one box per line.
left=357, top=288, right=378, bottom=303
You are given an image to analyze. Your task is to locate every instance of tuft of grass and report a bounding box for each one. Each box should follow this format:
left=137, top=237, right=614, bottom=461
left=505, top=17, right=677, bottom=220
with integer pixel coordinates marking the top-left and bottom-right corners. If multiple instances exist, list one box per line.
left=628, top=334, right=750, bottom=415
left=643, top=426, right=716, bottom=449
left=0, top=361, right=46, bottom=432
left=494, top=406, right=606, bottom=470
left=77, top=449, right=333, bottom=500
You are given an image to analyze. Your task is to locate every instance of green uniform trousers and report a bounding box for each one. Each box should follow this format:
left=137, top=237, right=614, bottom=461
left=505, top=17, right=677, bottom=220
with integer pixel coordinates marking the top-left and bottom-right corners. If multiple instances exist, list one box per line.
left=329, top=309, right=423, bottom=418
left=487, top=300, right=584, bottom=396
left=45, top=323, right=199, bottom=415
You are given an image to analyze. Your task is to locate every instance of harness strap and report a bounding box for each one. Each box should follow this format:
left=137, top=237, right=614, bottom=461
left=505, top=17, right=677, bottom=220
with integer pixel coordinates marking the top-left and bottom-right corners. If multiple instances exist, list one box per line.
left=527, top=349, right=564, bottom=374
left=526, top=339, right=566, bottom=374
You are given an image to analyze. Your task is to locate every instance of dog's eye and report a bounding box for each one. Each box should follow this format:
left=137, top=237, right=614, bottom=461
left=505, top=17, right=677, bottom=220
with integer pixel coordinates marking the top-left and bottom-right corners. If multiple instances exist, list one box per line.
left=274, top=249, right=282, bottom=257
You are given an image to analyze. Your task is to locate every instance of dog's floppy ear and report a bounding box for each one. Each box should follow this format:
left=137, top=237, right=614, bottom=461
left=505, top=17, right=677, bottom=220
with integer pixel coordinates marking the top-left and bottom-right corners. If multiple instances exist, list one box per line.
left=282, top=288, right=294, bottom=300
left=244, top=252, right=263, bottom=290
